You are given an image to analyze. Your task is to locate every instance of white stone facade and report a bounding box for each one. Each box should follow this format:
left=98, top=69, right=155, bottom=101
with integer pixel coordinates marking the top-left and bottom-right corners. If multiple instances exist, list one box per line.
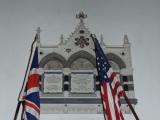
left=38, top=12, right=137, bottom=114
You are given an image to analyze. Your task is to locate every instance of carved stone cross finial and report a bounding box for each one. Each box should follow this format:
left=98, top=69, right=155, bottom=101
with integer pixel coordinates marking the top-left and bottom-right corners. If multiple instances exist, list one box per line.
left=76, top=11, right=87, bottom=23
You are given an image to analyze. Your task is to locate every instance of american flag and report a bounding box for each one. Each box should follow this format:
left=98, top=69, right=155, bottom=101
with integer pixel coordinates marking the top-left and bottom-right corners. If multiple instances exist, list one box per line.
left=94, top=37, right=125, bottom=120
left=22, top=47, right=40, bottom=120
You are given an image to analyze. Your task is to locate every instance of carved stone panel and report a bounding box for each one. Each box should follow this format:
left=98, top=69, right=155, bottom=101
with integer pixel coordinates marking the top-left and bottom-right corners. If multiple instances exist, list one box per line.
left=71, top=73, right=94, bottom=93
left=71, top=58, right=94, bottom=70
left=43, top=73, right=63, bottom=93
left=44, top=60, right=63, bottom=70
left=75, top=36, right=89, bottom=48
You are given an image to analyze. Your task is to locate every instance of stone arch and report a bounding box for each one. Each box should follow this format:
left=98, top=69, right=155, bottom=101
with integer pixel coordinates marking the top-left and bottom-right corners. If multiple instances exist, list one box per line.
left=67, top=51, right=96, bottom=68
left=39, top=52, right=67, bottom=69
left=106, top=53, right=126, bottom=69
left=109, top=61, right=120, bottom=73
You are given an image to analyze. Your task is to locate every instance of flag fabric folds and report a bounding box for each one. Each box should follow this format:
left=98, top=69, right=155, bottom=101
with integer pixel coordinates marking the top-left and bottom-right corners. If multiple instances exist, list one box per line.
left=94, top=37, right=125, bottom=120
left=22, top=47, right=40, bottom=120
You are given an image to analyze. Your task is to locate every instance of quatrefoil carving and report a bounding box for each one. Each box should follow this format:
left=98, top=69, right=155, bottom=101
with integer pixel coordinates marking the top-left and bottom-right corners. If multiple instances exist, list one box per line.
left=75, top=36, right=89, bottom=48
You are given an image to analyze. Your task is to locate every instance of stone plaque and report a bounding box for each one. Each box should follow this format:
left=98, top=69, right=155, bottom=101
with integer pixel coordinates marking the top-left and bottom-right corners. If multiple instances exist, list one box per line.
left=43, top=73, right=63, bottom=93
left=71, top=73, right=94, bottom=93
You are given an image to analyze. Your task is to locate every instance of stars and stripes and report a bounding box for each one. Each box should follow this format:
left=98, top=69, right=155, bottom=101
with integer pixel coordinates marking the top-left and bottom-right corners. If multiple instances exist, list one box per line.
left=94, top=37, right=125, bottom=120
left=22, top=47, right=40, bottom=120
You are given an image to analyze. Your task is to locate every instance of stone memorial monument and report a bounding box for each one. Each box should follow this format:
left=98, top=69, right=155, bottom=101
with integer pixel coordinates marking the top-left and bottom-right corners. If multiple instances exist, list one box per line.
left=37, top=12, right=137, bottom=114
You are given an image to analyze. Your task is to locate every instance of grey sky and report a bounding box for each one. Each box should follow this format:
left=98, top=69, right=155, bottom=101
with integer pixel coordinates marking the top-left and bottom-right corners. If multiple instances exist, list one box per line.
left=0, top=0, right=160, bottom=120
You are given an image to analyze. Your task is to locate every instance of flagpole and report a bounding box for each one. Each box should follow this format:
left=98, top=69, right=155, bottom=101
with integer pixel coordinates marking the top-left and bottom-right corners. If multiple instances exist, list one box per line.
left=13, top=102, right=21, bottom=120
left=124, top=94, right=139, bottom=120
left=18, top=34, right=37, bottom=101
left=90, top=34, right=107, bottom=120
left=91, top=34, right=110, bottom=120
left=13, top=28, right=40, bottom=120
left=13, top=37, right=37, bottom=120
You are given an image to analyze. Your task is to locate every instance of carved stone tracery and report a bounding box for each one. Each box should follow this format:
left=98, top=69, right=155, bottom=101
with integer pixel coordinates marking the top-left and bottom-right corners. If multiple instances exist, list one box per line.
left=75, top=36, right=89, bottom=48
left=70, top=58, right=94, bottom=70
left=44, top=60, right=63, bottom=70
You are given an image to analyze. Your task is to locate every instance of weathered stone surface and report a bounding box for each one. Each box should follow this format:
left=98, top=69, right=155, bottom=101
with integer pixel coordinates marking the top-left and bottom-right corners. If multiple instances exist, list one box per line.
left=71, top=74, right=94, bottom=93
left=43, top=73, right=63, bottom=93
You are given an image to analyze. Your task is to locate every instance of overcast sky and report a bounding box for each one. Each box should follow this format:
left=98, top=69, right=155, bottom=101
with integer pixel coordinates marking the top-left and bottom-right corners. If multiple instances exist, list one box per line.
left=0, top=0, right=160, bottom=120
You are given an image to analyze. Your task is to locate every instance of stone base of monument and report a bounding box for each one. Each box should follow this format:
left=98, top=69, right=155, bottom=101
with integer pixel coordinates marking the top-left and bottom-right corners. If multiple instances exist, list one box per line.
left=41, top=103, right=103, bottom=114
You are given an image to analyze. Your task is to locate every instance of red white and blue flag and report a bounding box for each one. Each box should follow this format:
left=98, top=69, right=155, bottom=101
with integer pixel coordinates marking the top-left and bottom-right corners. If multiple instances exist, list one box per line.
left=94, top=37, right=125, bottom=120
left=22, top=47, right=40, bottom=120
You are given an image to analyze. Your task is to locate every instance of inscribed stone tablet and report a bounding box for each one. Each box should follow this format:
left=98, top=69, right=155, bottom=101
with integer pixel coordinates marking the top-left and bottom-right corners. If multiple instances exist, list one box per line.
left=71, top=74, right=94, bottom=93
left=44, top=73, right=63, bottom=93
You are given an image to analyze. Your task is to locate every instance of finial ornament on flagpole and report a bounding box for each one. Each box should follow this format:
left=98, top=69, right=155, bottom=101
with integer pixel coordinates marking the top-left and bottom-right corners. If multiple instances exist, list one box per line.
left=90, top=34, right=97, bottom=45
left=90, top=34, right=96, bottom=38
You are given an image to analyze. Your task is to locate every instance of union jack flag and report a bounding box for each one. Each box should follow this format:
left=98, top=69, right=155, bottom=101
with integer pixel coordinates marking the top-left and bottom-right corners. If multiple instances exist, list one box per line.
left=94, top=37, right=125, bottom=120
left=22, top=47, right=40, bottom=120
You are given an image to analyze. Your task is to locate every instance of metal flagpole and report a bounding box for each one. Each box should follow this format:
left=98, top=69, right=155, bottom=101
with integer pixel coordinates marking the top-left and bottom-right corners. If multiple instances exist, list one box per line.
left=124, top=94, right=139, bottom=120
left=13, top=28, right=40, bottom=120
left=18, top=27, right=40, bottom=102
left=13, top=102, right=21, bottom=120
